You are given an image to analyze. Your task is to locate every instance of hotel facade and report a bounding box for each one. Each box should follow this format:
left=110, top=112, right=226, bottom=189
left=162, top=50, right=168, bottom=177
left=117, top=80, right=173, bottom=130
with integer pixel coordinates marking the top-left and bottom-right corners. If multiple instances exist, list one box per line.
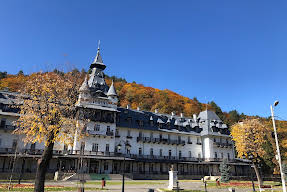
left=0, top=47, right=250, bottom=179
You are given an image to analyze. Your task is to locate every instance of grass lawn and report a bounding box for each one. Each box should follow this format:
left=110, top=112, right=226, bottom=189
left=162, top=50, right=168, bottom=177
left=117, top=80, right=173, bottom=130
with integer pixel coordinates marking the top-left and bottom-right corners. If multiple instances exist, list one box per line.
left=160, top=189, right=204, bottom=192
left=83, top=180, right=165, bottom=185
left=0, top=186, right=107, bottom=191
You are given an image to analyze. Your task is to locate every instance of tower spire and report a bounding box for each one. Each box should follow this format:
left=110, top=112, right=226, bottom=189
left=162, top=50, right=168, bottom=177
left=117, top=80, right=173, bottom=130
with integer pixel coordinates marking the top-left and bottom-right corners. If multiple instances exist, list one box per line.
left=90, top=40, right=106, bottom=70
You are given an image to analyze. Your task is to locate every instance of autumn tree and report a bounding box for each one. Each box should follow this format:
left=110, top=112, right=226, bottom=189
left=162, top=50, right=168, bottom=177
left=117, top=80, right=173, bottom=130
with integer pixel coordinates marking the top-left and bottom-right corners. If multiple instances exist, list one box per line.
left=14, top=72, right=83, bottom=192
left=231, top=118, right=269, bottom=185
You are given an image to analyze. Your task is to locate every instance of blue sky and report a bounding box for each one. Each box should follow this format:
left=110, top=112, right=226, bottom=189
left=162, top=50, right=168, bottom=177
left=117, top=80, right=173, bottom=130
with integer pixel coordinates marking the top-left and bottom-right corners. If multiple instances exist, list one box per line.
left=0, top=0, right=287, bottom=118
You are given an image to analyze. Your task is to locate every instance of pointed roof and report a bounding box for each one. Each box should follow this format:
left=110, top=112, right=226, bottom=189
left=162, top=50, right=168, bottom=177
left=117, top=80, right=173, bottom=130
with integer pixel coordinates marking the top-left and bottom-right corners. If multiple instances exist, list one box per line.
left=198, top=110, right=221, bottom=121
left=79, top=76, right=89, bottom=92
left=90, top=40, right=106, bottom=70
left=107, top=81, right=118, bottom=96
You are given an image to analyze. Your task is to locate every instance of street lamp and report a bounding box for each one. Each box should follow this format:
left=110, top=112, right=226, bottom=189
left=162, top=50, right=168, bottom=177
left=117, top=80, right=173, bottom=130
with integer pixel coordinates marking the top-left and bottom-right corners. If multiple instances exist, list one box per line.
left=270, top=100, right=286, bottom=192
left=247, top=154, right=256, bottom=192
left=117, top=142, right=131, bottom=192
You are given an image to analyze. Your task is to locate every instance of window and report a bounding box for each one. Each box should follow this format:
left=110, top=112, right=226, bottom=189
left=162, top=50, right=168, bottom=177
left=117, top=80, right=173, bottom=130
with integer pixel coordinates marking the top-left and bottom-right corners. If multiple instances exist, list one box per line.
left=126, top=148, right=130, bottom=154
left=95, top=124, right=100, bottom=131
left=139, top=120, right=144, bottom=127
left=189, top=151, right=192, bottom=158
left=92, top=143, right=99, bottom=152
left=127, top=130, right=131, bottom=137
left=160, top=149, right=163, bottom=157
left=213, top=138, right=216, bottom=142
left=0, top=118, right=6, bottom=128
left=178, top=135, right=181, bottom=142
left=139, top=131, right=142, bottom=138
left=30, top=143, right=36, bottom=151
left=159, top=134, right=162, bottom=140
left=115, top=129, right=119, bottom=136
left=169, top=150, right=172, bottom=157
left=107, top=126, right=110, bottom=132
left=215, top=152, right=217, bottom=158
left=168, top=134, right=170, bottom=141
left=12, top=139, right=17, bottom=150
left=150, top=132, right=153, bottom=139
left=104, top=162, right=108, bottom=170
left=80, top=142, right=85, bottom=152
left=188, top=136, right=190, bottom=143
left=197, top=137, right=201, bottom=144
left=150, top=148, right=153, bottom=156
left=179, top=150, right=182, bottom=158
left=227, top=153, right=230, bottom=160
left=106, top=144, right=109, bottom=152
left=0, top=138, right=2, bottom=146
left=198, top=153, right=201, bottom=158
left=139, top=148, right=142, bottom=155
left=220, top=137, right=222, bottom=143
left=221, top=152, right=224, bottom=158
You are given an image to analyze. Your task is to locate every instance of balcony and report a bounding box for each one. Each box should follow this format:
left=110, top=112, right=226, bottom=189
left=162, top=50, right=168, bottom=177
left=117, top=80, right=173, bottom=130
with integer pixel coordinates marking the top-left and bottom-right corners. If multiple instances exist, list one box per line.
left=86, top=130, right=114, bottom=137
left=196, top=142, right=202, bottom=145
left=106, top=131, right=114, bottom=136
left=115, top=134, right=120, bottom=138
left=126, top=135, right=133, bottom=139
left=0, top=124, right=17, bottom=131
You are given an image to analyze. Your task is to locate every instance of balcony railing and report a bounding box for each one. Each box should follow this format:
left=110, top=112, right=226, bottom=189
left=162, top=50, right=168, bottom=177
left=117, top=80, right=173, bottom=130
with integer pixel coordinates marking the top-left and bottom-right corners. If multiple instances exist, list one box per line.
left=214, top=142, right=233, bottom=148
left=0, top=125, right=17, bottom=130
left=86, top=130, right=114, bottom=137
left=137, top=137, right=185, bottom=146
left=0, top=148, right=235, bottom=162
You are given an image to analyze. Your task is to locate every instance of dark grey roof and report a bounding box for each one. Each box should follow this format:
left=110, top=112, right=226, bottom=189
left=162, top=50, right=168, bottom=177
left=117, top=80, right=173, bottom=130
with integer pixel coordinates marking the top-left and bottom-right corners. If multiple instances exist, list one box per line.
left=116, top=107, right=203, bottom=134
left=107, top=81, right=117, bottom=96
left=90, top=46, right=106, bottom=70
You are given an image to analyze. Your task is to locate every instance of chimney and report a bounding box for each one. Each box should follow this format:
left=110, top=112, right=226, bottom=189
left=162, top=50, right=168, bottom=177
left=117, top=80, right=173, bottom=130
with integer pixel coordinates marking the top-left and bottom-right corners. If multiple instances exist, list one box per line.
left=180, top=113, right=184, bottom=118
left=155, top=109, right=158, bottom=114
left=171, top=112, right=175, bottom=116
left=137, top=107, right=140, bottom=111
left=126, top=104, right=130, bottom=109
left=193, top=114, right=197, bottom=122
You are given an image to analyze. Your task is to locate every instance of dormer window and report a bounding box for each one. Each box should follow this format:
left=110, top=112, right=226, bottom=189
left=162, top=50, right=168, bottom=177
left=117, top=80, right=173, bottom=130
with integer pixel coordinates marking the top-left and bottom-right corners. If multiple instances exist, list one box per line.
left=139, top=120, right=144, bottom=127
left=94, top=124, right=100, bottom=131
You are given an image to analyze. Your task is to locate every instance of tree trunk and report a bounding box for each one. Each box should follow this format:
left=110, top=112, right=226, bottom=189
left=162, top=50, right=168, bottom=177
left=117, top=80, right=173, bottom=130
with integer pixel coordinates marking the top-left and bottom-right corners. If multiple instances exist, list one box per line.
left=34, top=140, right=54, bottom=192
left=253, top=163, right=263, bottom=186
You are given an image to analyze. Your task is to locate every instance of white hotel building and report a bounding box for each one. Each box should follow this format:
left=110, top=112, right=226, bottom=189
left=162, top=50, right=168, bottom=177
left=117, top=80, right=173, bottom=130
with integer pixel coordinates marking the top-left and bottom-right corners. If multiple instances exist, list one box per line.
left=0, top=47, right=249, bottom=179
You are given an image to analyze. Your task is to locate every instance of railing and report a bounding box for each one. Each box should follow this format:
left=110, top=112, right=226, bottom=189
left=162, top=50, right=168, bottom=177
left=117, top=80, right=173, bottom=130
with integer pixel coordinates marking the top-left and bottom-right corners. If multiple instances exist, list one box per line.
left=86, top=130, right=114, bottom=137
left=0, top=148, right=235, bottom=162
left=137, top=137, right=185, bottom=145
left=0, top=125, right=17, bottom=130
left=214, top=142, right=233, bottom=148
left=106, top=131, right=114, bottom=136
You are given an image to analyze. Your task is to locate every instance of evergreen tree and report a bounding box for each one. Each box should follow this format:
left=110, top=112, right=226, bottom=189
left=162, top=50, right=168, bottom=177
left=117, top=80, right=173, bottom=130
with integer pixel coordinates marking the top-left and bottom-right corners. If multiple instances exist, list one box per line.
left=0, top=71, right=7, bottom=80
left=17, top=70, right=24, bottom=76
left=219, top=159, right=231, bottom=183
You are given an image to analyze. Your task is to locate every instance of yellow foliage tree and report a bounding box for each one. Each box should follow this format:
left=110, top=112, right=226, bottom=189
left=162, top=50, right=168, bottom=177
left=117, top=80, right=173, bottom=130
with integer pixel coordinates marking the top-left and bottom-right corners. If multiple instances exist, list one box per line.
left=231, top=118, right=269, bottom=185
left=14, top=72, right=84, bottom=192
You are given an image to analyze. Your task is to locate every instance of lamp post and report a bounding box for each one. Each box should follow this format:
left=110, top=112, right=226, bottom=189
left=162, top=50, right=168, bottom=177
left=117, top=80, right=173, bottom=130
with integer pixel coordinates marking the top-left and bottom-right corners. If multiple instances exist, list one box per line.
left=117, top=142, right=131, bottom=192
left=248, top=154, right=256, bottom=192
left=270, top=100, right=286, bottom=192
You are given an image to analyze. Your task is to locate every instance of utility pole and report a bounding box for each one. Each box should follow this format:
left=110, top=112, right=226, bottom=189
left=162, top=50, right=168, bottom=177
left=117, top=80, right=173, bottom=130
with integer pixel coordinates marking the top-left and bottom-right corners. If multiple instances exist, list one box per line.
left=270, top=101, right=286, bottom=192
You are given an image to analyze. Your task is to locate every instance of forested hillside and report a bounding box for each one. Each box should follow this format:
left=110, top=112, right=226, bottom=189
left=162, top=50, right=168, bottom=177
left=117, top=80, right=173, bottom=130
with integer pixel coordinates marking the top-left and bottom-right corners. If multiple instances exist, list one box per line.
left=1, top=69, right=287, bottom=174
left=0, top=69, right=243, bottom=126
